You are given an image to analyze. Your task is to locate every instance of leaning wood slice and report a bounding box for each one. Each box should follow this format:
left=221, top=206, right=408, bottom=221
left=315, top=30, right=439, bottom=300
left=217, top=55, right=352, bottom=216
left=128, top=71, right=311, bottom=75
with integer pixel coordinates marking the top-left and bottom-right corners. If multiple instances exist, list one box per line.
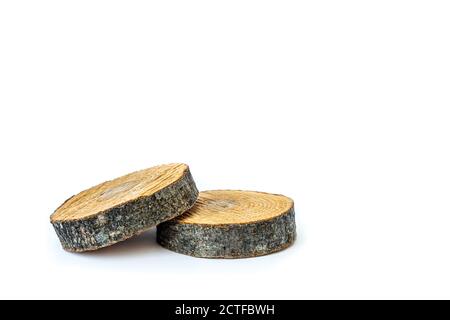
left=157, top=190, right=296, bottom=258
left=51, top=163, right=198, bottom=252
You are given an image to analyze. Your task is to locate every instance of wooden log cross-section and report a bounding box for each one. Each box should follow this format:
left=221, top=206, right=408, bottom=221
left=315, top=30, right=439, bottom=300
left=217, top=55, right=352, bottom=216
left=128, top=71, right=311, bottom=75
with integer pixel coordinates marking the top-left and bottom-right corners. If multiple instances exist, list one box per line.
left=157, top=190, right=296, bottom=258
left=50, top=163, right=198, bottom=252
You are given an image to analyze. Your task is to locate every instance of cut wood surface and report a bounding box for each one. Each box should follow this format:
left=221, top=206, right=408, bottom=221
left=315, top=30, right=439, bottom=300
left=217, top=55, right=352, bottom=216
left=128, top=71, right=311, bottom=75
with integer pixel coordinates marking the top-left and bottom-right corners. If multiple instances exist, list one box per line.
left=157, top=190, right=296, bottom=258
left=51, top=163, right=198, bottom=252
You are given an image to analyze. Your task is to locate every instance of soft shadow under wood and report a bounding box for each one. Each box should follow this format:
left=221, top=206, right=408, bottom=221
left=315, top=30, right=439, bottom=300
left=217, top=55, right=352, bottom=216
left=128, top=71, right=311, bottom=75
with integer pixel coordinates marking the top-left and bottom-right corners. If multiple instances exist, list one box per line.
left=81, top=228, right=163, bottom=257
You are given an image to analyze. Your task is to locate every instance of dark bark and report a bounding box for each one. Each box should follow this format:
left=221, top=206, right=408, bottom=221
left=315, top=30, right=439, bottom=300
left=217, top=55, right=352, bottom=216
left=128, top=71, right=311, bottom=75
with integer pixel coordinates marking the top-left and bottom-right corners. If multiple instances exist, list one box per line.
left=157, top=207, right=296, bottom=258
left=52, top=169, right=198, bottom=252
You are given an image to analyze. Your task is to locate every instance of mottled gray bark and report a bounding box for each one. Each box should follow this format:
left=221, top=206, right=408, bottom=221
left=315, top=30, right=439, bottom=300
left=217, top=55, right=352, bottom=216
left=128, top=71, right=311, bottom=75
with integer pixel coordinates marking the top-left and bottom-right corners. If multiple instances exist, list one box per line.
left=52, top=170, right=198, bottom=252
left=157, top=208, right=296, bottom=258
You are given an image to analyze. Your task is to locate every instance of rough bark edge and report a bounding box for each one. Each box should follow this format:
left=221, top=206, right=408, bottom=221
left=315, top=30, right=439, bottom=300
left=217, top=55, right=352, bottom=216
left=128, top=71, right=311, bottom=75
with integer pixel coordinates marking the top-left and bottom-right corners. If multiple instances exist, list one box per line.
left=51, top=169, right=198, bottom=252
left=156, top=207, right=296, bottom=259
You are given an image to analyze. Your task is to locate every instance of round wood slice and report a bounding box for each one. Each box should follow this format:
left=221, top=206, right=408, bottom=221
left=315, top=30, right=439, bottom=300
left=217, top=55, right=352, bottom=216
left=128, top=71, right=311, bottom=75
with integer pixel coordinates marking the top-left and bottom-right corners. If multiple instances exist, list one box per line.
left=157, top=190, right=296, bottom=258
left=51, top=163, right=198, bottom=252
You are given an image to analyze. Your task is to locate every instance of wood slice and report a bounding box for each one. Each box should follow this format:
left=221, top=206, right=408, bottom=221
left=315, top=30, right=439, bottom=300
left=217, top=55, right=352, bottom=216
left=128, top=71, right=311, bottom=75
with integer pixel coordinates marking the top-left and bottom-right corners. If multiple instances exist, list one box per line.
left=157, top=190, right=296, bottom=258
left=51, top=163, right=198, bottom=252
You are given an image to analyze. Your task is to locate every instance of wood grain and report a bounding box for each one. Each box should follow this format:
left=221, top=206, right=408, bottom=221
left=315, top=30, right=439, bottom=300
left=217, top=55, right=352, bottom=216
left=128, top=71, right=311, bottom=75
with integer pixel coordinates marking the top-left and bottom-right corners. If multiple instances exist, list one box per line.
left=51, top=163, right=198, bottom=252
left=157, top=190, right=296, bottom=258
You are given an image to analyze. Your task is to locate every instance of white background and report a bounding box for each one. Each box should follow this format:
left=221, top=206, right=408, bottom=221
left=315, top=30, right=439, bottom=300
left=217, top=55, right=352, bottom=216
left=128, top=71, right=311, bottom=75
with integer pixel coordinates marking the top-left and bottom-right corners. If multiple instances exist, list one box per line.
left=0, top=1, right=449, bottom=299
